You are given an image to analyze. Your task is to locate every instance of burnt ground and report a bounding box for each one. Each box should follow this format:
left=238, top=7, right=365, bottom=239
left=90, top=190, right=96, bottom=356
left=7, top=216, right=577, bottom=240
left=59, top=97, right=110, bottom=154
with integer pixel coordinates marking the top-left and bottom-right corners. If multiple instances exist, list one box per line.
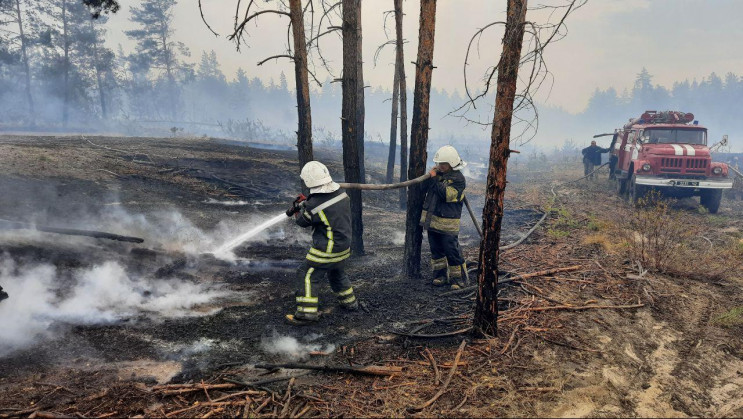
left=0, top=134, right=742, bottom=417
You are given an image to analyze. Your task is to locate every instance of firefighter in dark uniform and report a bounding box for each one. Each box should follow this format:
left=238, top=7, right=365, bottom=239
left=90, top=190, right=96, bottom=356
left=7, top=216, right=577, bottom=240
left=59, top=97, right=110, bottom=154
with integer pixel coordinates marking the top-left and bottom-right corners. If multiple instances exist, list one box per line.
left=421, top=145, right=469, bottom=290
left=286, top=161, right=358, bottom=325
left=0, top=285, right=7, bottom=302
left=582, top=140, right=610, bottom=179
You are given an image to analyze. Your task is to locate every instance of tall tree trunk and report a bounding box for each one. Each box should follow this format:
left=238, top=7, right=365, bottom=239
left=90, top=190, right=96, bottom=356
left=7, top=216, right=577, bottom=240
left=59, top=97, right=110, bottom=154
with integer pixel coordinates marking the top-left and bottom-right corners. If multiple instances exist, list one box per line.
left=355, top=1, right=366, bottom=184
left=395, top=0, right=408, bottom=209
left=403, top=0, right=436, bottom=278
left=15, top=0, right=34, bottom=125
left=474, top=0, right=528, bottom=337
left=288, top=0, right=314, bottom=172
left=385, top=45, right=401, bottom=184
left=62, top=0, right=70, bottom=126
left=342, top=0, right=364, bottom=255
left=89, top=20, right=108, bottom=119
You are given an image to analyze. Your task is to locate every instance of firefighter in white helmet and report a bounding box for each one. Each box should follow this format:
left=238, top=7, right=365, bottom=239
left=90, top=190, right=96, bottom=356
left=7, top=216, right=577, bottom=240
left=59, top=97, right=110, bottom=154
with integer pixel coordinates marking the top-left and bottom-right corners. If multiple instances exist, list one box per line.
left=286, top=161, right=358, bottom=325
left=420, top=145, right=469, bottom=289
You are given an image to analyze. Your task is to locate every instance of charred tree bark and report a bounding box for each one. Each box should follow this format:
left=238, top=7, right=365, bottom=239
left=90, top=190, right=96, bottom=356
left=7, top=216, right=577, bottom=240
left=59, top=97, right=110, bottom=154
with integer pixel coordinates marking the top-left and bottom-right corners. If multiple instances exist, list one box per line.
left=385, top=42, right=401, bottom=184
left=395, top=0, right=408, bottom=209
left=289, top=0, right=314, bottom=171
left=355, top=2, right=366, bottom=184
left=474, top=0, right=528, bottom=337
left=342, top=0, right=364, bottom=255
left=15, top=0, right=35, bottom=125
left=403, top=0, right=436, bottom=278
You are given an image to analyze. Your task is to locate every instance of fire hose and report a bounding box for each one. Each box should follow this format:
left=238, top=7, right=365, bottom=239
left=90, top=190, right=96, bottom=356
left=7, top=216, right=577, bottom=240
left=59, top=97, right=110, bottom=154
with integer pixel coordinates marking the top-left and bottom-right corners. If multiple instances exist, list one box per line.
left=338, top=173, right=484, bottom=238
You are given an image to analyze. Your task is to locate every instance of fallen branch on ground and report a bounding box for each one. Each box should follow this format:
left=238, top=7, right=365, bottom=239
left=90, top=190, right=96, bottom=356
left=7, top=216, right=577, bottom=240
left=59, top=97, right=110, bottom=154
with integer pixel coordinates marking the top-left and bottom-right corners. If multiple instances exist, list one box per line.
left=392, top=326, right=474, bottom=339
left=441, top=265, right=581, bottom=297
left=222, top=372, right=308, bottom=389
left=525, top=303, right=644, bottom=312
left=253, top=363, right=402, bottom=377
left=0, top=219, right=144, bottom=243
left=408, top=340, right=467, bottom=412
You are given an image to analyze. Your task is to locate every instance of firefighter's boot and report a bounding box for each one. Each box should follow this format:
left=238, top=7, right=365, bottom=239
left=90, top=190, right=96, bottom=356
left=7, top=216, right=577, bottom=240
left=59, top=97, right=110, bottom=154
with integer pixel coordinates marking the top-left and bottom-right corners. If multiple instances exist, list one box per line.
left=289, top=294, right=320, bottom=325
left=431, top=257, right=448, bottom=286
left=285, top=313, right=318, bottom=326
left=336, top=287, right=358, bottom=311
left=448, top=263, right=468, bottom=290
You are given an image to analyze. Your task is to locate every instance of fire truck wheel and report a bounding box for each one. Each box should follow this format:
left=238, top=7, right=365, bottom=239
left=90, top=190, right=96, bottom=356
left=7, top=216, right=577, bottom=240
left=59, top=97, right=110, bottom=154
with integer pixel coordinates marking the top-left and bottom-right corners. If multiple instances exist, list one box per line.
left=629, top=175, right=647, bottom=204
left=700, top=189, right=722, bottom=214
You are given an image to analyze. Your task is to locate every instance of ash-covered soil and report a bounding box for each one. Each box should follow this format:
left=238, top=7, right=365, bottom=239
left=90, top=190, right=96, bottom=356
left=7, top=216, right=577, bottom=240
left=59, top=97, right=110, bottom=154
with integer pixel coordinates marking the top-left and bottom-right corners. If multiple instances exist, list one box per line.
left=0, top=134, right=741, bottom=418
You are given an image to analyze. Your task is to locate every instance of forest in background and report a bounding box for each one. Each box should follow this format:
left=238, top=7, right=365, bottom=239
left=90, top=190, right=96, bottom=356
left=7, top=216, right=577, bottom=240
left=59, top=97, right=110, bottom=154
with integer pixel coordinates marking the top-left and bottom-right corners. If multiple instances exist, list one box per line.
left=2, top=0, right=742, bottom=160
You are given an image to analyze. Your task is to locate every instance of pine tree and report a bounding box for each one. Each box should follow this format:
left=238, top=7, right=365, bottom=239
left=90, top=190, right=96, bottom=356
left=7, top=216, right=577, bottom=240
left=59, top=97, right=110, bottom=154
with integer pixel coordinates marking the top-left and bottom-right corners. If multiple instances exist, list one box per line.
left=0, top=0, right=38, bottom=124
left=125, top=0, right=191, bottom=119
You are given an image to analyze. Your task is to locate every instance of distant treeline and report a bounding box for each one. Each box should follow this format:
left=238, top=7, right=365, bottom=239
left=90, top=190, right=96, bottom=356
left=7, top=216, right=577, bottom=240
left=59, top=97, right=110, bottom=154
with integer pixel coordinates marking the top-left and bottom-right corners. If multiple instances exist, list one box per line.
left=1, top=1, right=741, bottom=154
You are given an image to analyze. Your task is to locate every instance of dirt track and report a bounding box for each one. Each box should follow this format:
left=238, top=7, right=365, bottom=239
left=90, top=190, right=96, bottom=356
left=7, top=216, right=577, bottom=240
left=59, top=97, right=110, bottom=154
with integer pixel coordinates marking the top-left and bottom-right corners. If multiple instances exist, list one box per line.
left=0, top=135, right=742, bottom=417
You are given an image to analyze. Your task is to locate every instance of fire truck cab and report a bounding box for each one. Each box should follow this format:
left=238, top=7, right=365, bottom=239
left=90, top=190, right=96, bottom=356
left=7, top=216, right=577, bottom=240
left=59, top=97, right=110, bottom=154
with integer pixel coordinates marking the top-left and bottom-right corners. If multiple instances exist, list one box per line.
left=611, top=111, right=734, bottom=213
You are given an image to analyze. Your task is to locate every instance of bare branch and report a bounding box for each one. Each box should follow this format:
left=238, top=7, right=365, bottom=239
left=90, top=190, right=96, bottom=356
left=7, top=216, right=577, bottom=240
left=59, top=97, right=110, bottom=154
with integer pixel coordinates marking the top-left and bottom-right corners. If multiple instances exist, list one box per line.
left=257, top=54, right=295, bottom=66
left=230, top=9, right=291, bottom=42
left=198, top=0, right=219, bottom=37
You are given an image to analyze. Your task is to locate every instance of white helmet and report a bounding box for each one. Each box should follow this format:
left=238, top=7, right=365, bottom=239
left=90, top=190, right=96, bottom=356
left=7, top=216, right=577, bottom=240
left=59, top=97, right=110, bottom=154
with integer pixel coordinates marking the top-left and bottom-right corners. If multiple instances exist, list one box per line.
left=300, top=161, right=333, bottom=188
left=433, top=145, right=467, bottom=170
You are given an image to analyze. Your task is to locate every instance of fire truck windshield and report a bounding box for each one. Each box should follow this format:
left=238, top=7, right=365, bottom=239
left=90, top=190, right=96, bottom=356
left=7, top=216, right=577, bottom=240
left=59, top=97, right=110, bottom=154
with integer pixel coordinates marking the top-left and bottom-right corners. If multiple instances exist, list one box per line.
left=644, top=129, right=706, bottom=145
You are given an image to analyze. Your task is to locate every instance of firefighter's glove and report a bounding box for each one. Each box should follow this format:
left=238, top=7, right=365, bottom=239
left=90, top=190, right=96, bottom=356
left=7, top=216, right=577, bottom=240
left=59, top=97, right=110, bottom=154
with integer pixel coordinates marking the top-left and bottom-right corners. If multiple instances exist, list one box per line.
left=286, top=194, right=308, bottom=217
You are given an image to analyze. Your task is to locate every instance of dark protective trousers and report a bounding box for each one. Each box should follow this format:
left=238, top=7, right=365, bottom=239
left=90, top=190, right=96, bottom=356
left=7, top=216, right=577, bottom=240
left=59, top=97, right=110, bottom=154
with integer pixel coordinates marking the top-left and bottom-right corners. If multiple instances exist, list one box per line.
left=583, top=159, right=596, bottom=179
left=428, top=230, right=468, bottom=286
left=294, top=260, right=356, bottom=320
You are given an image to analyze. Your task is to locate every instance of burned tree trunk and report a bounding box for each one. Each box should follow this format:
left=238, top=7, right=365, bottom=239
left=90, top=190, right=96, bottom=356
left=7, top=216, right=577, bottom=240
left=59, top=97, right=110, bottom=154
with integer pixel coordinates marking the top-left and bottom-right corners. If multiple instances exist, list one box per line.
left=342, top=0, right=364, bottom=255
left=289, top=0, right=314, bottom=170
left=403, top=0, right=436, bottom=278
left=395, top=0, right=408, bottom=209
left=385, top=42, right=401, bottom=184
left=355, top=3, right=366, bottom=184
left=15, top=0, right=35, bottom=125
left=474, top=0, right=528, bottom=337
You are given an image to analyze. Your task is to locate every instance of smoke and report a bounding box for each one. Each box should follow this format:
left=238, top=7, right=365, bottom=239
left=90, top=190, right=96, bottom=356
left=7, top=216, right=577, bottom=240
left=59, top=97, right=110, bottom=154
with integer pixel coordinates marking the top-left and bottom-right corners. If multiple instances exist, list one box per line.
left=6, top=200, right=301, bottom=257
left=0, top=257, right=229, bottom=357
left=260, top=331, right=336, bottom=361
left=392, top=231, right=405, bottom=246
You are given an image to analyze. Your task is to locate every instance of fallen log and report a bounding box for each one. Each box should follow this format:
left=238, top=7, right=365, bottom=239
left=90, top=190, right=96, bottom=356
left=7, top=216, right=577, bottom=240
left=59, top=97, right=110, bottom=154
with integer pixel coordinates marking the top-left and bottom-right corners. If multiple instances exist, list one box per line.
left=253, top=363, right=402, bottom=377
left=0, top=219, right=144, bottom=243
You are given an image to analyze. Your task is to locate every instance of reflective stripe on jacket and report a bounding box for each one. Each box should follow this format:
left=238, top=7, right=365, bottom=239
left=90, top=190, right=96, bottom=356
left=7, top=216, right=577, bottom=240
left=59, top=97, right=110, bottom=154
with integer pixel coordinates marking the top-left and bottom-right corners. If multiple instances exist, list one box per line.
left=420, top=170, right=466, bottom=235
left=296, top=188, right=352, bottom=264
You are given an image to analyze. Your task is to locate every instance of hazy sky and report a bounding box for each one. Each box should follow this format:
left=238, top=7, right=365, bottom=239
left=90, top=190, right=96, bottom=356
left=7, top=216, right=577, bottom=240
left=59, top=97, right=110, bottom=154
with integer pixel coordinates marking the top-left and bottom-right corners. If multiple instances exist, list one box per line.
left=102, top=0, right=743, bottom=114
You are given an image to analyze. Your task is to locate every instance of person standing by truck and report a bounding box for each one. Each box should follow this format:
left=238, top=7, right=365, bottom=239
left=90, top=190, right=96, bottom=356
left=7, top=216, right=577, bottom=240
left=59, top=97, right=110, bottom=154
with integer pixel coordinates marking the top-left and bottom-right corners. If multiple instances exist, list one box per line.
left=582, top=140, right=610, bottom=179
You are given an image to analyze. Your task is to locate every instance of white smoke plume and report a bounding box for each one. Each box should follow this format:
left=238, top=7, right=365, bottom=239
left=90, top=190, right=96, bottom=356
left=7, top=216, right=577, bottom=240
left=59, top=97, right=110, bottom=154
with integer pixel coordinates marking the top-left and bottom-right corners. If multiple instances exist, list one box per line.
left=260, top=331, right=336, bottom=361
left=0, top=257, right=229, bottom=357
left=392, top=231, right=405, bottom=246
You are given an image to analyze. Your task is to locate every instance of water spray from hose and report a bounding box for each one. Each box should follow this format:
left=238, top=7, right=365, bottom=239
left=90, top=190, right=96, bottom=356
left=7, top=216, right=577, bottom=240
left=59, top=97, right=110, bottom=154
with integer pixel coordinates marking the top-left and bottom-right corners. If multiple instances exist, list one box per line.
left=212, top=213, right=288, bottom=259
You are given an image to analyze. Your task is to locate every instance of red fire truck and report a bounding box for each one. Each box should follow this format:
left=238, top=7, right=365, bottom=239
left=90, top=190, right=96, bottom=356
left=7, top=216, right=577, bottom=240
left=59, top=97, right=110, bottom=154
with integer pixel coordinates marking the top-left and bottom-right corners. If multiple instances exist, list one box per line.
left=608, top=111, right=734, bottom=213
